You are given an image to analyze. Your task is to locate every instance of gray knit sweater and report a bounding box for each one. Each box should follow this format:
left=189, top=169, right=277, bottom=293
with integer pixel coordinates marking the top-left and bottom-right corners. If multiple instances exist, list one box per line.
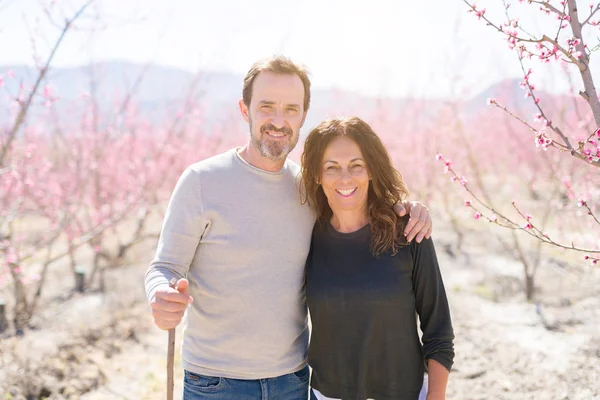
left=145, top=148, right=316, bottom=379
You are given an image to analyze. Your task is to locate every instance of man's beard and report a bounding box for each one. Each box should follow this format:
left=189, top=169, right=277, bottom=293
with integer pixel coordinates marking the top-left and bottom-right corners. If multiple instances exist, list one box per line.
left=249, top=118, right=298, bottom=161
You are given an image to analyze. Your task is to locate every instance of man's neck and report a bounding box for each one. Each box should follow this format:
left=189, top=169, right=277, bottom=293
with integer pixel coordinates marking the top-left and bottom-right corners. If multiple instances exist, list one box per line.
left=330, top=209, right=369, bottom=233
left=238, top=144, right=286, bottom=172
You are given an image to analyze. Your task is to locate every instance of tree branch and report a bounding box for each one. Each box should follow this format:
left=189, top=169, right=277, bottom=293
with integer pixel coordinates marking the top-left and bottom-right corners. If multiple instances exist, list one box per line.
left=582, top=3, right=600, bottom=26
left=0, top=0, right=94, bottom=167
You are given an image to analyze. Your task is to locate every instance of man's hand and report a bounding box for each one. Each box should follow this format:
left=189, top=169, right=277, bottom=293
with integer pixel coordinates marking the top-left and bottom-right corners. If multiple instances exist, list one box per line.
left=151, top=278, right=193, bottom=330
left=394, top=200, right=432, bottom=243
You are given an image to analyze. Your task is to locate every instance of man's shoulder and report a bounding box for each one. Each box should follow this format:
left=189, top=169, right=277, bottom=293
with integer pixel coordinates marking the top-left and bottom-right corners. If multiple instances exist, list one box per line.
left=187, top=149, right=237, bottom=175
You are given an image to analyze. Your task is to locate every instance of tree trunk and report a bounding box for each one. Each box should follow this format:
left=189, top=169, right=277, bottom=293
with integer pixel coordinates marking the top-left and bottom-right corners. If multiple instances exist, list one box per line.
left=525, top=273, right=535, bottom=301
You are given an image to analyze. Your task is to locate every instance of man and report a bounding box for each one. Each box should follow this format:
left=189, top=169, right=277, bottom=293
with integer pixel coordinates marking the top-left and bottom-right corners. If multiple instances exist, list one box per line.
left=145, top=56, right=433, bottom=400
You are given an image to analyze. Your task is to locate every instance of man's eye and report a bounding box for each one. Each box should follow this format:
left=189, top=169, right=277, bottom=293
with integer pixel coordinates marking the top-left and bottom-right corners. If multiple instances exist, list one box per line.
left=286, top=108, right=298, bottom=113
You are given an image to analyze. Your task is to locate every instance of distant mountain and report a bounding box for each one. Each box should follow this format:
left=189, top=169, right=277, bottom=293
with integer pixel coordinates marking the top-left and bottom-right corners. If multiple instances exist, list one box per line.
left=465, top=78, right=536, bottom=114
left=0, top=61, right=579, bottom=134
left=464, top=77, right=588, bottom=122
left=0, top=62, right=245, bottom=130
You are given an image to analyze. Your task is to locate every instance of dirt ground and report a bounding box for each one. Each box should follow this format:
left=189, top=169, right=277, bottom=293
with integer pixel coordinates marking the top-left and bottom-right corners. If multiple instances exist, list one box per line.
left=0, top=219, right=598, bottom=400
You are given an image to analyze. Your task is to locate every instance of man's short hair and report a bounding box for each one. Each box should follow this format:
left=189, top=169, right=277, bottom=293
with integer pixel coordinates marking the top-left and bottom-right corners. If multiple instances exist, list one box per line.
left=242, top=56, right=311, bottom=111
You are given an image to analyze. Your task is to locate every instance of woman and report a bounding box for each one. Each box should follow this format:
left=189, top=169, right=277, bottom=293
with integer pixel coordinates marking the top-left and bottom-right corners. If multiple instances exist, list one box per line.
left=301, top=117, right=455, bottom=400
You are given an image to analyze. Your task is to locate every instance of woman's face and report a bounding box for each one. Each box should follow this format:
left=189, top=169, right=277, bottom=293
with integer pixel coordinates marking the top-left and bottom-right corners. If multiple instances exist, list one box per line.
left=320, top=136, right=370, bottom=216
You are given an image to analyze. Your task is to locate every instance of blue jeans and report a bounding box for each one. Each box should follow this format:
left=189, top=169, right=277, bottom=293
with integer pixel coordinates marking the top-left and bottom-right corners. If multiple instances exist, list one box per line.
left=183, top=365, right=310, bottom=400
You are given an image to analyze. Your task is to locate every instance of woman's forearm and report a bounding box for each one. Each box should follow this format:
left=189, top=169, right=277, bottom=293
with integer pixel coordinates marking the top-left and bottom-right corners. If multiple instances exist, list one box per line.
left=426, top=358, right=449, bottom=399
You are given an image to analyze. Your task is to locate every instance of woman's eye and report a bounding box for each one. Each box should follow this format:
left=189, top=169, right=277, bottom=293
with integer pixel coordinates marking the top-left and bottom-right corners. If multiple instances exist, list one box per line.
left=351, top=164, right=364, bottom=169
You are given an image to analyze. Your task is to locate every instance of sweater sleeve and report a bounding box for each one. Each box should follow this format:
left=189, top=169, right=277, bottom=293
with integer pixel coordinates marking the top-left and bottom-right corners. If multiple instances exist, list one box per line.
left=411, top=237, right=455, bottom=372
left=144, top=167, right=206, bottom=303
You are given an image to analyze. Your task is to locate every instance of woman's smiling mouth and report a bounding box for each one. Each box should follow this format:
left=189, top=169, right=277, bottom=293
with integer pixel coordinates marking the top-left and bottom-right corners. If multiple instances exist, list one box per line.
left=335, top=187, right=357, bottom=197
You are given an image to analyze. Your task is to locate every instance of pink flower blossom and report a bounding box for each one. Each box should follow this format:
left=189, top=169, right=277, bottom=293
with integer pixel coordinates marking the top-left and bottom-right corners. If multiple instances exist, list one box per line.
left=487, top=98, right=497, bottom=105
left=535, top=131, right=552, bottom=150
left=523, top=223, right=533, bottom=230
left=435, top=153, right=443, bottom=161
left=459, top=176, right=468, bottom=186
left=526, top=214, right=532, bottom=221
left=465, top=200, right=471, bottom=206
left=474, top=212, right=481, bottom=220
left=444, top=160, right=452, bottom=173
left=578, top=199, right=587, bottom=207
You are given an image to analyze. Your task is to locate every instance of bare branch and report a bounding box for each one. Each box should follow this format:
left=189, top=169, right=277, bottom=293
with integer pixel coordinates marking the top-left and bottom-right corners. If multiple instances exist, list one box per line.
left=530, top=0, right=568, bottom=17
left=440, top=159, right=600, bottom=254
left=0, top=0, right=95, bottom=166
left=582, top=3, right=600, bottom=26
left=580, top=201, right=600, bottom=226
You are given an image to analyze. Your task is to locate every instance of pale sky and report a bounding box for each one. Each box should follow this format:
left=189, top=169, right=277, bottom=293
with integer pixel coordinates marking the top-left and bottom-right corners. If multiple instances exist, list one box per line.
left=1, top=0, right=598, bottom=98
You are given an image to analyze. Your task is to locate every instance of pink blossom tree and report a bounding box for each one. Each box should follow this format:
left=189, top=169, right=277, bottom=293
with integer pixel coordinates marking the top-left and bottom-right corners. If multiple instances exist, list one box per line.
left=434, top=0, right=600, bottom=298
left=0, top=1, right=241, bottom=333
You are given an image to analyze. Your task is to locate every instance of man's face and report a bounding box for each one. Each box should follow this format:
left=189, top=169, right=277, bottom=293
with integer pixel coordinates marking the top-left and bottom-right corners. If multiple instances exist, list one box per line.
left=240, top=72, right=307, bottom=161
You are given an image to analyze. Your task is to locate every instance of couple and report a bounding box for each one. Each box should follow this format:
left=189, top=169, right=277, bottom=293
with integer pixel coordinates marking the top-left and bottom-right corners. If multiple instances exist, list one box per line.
left=145, top=56, right=454, bottom=400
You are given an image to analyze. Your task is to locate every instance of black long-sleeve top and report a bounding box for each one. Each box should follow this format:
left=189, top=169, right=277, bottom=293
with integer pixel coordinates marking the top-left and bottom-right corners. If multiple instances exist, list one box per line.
left=306, top=221, right=454, bottom=400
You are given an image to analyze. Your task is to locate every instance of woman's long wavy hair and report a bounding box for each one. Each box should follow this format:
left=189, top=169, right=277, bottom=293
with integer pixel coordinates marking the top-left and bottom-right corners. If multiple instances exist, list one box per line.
left=301, top=116, right=410, bottom=256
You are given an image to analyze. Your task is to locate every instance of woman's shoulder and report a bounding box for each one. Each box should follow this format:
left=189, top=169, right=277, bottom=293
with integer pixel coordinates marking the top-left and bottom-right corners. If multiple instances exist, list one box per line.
left=394, top=214, right=411, bottom=246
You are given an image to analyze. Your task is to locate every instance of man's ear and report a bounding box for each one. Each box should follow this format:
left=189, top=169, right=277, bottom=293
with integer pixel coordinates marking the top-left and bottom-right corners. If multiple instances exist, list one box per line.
left=239, top=99, right=250, bottom=123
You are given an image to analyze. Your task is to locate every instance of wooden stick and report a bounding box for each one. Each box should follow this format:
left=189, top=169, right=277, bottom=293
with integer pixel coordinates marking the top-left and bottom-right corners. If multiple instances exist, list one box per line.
left=167, top=278, right=177, bottom=400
